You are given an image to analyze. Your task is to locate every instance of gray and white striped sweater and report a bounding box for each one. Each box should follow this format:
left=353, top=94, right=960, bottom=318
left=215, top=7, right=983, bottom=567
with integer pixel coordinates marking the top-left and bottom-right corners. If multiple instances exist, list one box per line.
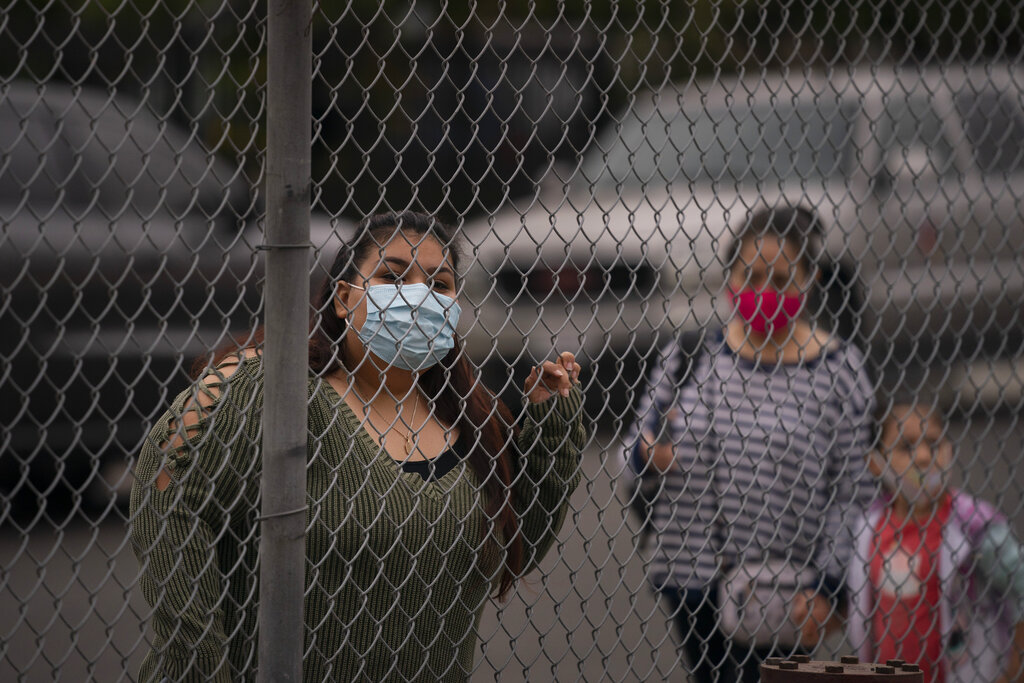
left=625, top=332, right=875, bottom=592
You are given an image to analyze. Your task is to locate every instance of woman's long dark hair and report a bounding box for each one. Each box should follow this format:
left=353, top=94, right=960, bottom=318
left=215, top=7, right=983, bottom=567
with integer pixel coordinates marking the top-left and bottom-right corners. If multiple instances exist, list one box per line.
left=202, top=211, right=524, bottom=599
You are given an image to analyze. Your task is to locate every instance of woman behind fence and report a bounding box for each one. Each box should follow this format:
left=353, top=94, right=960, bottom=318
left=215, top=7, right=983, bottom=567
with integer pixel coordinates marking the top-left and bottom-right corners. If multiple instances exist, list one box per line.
left=625, top=205, right=875, bottom=681
left=130, top=211, right=586, bottom=681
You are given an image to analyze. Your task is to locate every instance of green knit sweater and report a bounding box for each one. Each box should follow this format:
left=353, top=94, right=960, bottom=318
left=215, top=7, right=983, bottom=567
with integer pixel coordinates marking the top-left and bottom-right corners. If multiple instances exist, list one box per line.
left=130, top=357, right=585, bottom=682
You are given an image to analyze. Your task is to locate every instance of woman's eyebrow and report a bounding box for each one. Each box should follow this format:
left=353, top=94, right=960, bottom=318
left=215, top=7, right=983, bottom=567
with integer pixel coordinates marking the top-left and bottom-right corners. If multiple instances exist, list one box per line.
left=381, top=256, right=411, bottom=271
left=381, top=256, right=453, bottom=278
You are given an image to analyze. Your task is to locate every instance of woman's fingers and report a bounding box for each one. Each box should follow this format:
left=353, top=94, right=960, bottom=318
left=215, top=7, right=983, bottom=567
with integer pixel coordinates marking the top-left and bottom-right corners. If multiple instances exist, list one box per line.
left=559, top=351, right=575, bottom=372
left=557, top=351, right=582, bottom=384
left=791, top=591, right=833, bottom=647
left=527, top=362, right=569, bottom=398
left=524, top=353, right=583, bottom=402
left=790, top=593, right=815, bottom=646
left=790, top=593, right=809, bottom=623
left=539, top=360, right=572, bottom=397
left=524, top=364, right=553, bottom=397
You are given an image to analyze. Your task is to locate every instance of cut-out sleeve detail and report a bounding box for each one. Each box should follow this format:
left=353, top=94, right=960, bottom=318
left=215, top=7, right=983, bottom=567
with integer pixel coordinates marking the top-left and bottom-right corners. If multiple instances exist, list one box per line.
left=130, top=354, right=262, bottom=681
left=153, top=358, right=251, bottom=485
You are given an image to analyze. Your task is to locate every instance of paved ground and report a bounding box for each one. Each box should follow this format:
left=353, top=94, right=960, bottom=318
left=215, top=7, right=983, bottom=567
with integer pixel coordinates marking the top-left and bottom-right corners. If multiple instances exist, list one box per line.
left=3, top=413, right=1023, bottom=682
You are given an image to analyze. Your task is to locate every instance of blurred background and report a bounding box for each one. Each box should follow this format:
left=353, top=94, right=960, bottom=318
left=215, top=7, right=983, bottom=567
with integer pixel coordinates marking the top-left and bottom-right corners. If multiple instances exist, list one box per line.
left=2, top=0, right=1023, bottom=680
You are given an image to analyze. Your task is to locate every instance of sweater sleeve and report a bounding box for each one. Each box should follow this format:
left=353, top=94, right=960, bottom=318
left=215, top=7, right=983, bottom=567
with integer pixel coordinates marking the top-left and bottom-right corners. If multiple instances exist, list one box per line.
left=129, top=365, right=258, bottom=682
left=514, top=384, right=586, bottom=574
left=814, top=348, right=876, bottom=600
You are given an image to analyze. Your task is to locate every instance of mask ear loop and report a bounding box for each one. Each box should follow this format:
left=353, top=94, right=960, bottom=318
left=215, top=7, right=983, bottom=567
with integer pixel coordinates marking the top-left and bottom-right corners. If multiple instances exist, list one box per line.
left=868, top=449, right=888, bottom=479
left=336, top=282, right=368, bottom=348
left=341, top=281, right=368, bottom=313
left=925, top=440, right=954, bottom=497
left=867, top=449, right=884, bottom=469
left=935, top=440, right=954, bottom=465
left=335, top=282, right=366, bottom=320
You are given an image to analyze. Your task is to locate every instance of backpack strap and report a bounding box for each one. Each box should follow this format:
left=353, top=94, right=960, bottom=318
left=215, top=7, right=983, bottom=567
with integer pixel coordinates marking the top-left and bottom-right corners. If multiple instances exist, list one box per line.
left=951, top=490, right=1003, bottom=545
left=950, top=490, right=1005, bottom=580
left=626, top=328, right=710, bottom=547
left=628, top=328, right=709, bottom=473
left=670, top=328, right=709, bottom=391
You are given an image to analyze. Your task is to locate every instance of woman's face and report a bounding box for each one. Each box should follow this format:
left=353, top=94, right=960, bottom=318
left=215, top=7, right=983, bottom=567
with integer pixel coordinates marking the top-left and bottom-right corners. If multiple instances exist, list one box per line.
left=728, top=235, right=810, bottom=295
left=333, top=229, right=458, bottom=339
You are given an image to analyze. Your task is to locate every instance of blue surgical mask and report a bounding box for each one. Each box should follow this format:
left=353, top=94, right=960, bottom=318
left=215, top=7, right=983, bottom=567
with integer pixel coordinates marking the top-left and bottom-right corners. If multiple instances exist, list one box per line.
left=349, top=282, right=461, bottom=371
left=869, top=451, right=947, bottom=503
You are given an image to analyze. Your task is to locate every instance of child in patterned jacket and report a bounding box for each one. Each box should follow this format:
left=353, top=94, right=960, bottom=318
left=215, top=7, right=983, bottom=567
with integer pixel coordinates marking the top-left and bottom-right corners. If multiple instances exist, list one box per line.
left=836, top=403, right=1024, bottom=682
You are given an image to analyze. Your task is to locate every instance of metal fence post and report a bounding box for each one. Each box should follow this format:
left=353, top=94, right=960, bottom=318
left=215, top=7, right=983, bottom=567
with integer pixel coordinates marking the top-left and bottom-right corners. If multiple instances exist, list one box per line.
left=260, top=0, right=311, bottom=680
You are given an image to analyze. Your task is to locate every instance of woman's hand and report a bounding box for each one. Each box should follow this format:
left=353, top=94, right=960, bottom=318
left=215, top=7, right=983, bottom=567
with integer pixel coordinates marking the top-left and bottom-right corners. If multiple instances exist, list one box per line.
left=790, top=589, right=840, bottom=648
left=525, top=351, right=581, bottom=403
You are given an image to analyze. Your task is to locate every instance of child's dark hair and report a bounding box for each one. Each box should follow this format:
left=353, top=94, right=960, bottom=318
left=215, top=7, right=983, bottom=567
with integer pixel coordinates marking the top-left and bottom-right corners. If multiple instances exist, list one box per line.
left=872, top=396, right=950, bottom=450
left=723, top=204, right=824, bottom=277
left=201, top=210, right=526, bottom=600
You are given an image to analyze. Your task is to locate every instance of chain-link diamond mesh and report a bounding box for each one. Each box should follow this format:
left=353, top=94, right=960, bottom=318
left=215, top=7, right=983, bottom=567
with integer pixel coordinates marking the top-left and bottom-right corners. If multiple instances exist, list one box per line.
left=3, top=1, right=1024, bottom=681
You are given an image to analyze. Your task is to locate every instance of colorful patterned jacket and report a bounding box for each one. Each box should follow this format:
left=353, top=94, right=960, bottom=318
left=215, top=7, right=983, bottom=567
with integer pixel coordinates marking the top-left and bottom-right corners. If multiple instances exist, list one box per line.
left=847, top=490, right=1024, bottom=682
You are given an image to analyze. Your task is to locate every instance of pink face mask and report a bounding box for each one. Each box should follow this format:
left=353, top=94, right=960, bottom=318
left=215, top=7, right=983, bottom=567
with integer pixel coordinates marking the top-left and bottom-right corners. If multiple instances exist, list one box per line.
left=729, top=288, right=805, bottom=336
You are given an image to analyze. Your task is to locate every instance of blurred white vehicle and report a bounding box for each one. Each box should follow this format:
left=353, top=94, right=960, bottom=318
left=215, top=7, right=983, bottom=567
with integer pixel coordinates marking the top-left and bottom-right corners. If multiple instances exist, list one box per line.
left=460, top=64, right=1024, bottom=413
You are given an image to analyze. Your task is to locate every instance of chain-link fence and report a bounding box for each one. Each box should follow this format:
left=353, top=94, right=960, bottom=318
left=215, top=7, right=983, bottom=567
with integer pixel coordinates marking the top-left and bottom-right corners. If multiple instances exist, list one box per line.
left=3, top=1, right=1024, bottom=681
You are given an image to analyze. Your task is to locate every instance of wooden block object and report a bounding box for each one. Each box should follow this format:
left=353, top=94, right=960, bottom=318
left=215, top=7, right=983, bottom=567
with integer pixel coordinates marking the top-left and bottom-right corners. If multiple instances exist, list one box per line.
left=760, top=658, right=924, bottom=681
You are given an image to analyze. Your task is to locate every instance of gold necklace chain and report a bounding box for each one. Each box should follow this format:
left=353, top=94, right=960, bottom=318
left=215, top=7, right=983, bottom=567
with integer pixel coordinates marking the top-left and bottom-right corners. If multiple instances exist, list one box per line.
left=349, top=381, right=421, bottom=457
